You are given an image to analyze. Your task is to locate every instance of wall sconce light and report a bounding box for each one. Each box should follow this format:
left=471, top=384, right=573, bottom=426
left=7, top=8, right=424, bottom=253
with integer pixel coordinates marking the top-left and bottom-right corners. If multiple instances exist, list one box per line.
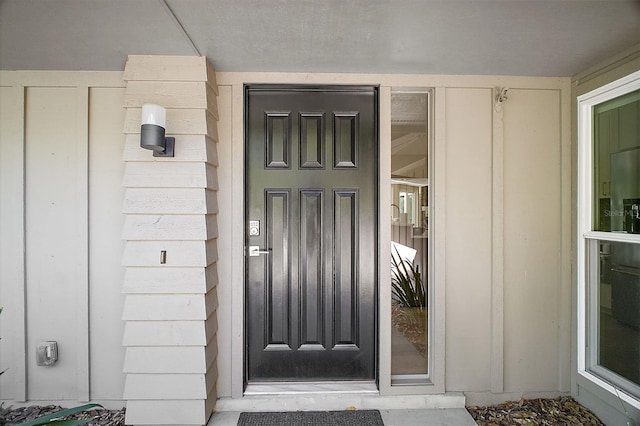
left=140, top=103, right=174, bottom=157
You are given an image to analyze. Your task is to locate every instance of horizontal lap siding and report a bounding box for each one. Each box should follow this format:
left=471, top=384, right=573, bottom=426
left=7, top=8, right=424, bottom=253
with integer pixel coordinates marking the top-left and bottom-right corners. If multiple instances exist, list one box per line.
left=123, top=214, right=218, bottom=241
left=124, top=340, right=218, bottom=374
left=122, top=291, right=218, bottom=321
left=123, top=188, right=218, bottom=214
left=123, top=162, right=218, bottom=189
left=122, top=316, right=217, bottom=347
left=123, top=134, right=218, bottom=163
left=122, top=240, right=218, bottom=267
left=123, top=265, right=217, bottom=294
left=123, top=81, right=219, bottom=119
left=122, top=55, right=218, bottom=91
left=121, top=55, right=219, bottom=425
left=123, top=374, right=208, bottom=399
left=125, top=399, right=212, bottom=425
left=123, top=108, right=218, bottom=139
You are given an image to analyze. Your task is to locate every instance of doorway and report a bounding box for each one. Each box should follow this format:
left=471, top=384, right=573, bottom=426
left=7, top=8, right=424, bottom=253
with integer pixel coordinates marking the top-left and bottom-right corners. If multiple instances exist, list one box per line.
left=244, top=85, right=379, bottom=383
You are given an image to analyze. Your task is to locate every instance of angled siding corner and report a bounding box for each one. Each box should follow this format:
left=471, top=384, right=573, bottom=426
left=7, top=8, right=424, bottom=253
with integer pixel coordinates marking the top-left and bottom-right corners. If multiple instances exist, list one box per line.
left=121, top=55, right=219, bottom=426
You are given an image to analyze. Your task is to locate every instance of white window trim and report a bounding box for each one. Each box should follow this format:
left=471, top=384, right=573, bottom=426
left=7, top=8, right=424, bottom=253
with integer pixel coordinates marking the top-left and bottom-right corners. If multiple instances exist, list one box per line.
left=389, top=88, right=434, bottom=387
left=576, top=69, right=640, bottom=409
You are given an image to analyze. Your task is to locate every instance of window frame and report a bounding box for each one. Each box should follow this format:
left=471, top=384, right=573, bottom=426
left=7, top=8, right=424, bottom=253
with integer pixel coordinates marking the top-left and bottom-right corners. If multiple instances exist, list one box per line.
left=389, top=88, right=433, bottom=386
left=577, top=69, right=640, bottom=408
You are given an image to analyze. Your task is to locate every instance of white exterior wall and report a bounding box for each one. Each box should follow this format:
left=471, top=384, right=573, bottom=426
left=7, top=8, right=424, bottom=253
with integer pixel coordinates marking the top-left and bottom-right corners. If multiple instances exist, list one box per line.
left=214, top=73, right=572, bottom=405
left=0, top=72, right=126, bottom=406
left=1, top=64, right=574, bottom=418
left=443, top=88, right=494, bottom=393
left=442, top=83, right=571, bottom=403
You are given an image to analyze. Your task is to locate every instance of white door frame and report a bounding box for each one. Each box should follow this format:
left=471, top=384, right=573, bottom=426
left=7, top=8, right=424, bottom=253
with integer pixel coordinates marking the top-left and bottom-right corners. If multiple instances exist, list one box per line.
left=218, top=73, right=448, bottom=399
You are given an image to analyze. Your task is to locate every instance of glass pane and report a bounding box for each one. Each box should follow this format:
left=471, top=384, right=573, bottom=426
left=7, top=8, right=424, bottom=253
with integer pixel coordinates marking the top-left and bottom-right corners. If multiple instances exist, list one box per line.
left=593, top=89, right=640, bottom=232
left=390, top=92, right=429, bottom=377
left=593, top=240, right=640, bottom=391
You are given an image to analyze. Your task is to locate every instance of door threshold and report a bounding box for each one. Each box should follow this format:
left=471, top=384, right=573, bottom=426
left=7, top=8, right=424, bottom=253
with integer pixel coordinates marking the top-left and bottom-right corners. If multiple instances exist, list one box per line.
left=244, top=381, right=378, bottom=396
left=216, top=392, right=467, bottom=412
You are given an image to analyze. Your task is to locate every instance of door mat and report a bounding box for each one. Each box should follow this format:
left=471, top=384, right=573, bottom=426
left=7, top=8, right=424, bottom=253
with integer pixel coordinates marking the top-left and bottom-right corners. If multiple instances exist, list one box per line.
left=237, top=410, right=384, bottom=426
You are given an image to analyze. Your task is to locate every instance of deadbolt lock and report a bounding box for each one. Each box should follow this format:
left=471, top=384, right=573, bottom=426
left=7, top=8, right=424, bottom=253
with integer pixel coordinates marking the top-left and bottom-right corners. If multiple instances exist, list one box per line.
left=249, top=220, right=260, bottom=236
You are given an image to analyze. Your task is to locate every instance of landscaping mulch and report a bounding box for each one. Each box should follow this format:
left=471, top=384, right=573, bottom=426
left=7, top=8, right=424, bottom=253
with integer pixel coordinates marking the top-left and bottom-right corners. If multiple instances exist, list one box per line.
left=467, top=396, right=605, bottom=425
left=391, top=302, right=427, bottom=357
left=2, top=396, right=606, bottom=426
left=3, top=405, right=125, bottom=426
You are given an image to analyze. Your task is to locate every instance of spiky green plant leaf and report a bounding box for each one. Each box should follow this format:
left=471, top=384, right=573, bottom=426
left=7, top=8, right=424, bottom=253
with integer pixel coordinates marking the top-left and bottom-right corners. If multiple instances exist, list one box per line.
left=15, top=404, right=102, bottom=426
left=33, top=420, right=93, bottom=426
left=391, top=247, right=426, bottom=309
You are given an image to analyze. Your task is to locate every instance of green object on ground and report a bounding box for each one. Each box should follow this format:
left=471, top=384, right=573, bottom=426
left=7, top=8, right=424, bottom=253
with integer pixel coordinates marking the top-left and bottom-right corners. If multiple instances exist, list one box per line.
left=15, top=404, right=103, bottom=426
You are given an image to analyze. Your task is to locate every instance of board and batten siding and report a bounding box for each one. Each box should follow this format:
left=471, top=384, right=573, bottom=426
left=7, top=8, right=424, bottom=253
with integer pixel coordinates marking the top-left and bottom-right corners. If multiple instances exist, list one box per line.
left=433, top=84, right=569, bottom=404
left=443, top=85, right=570, bottom=405
left=444, top=87, right=494, bottom=393
left=120, top=55, right=220, bottom=426
left=0, top=72, right=126, bottom=404
left=2, top=63, right=573, bottom=419
left=213, top=72, right=572, bottom=407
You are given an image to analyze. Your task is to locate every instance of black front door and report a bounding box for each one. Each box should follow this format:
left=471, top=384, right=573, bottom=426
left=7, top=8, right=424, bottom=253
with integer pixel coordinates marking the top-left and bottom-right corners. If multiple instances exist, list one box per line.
left=245, top=85, right=378, bottom=382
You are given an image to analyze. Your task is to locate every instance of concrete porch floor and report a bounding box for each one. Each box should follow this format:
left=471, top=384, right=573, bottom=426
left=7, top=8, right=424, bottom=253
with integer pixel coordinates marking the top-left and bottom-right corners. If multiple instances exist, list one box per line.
left=208, top=408, right=477, bottom=425
left=208, top=393, right=477, bottom=425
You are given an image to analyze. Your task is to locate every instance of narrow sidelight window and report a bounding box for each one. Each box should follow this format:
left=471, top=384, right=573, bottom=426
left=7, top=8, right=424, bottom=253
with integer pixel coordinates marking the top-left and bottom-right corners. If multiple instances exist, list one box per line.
left=390, top=90, right=431, bottom=384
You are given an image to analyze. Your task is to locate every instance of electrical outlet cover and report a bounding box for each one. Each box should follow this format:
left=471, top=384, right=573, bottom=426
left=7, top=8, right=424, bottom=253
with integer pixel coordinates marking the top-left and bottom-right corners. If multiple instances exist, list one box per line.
left=36, top=341, right=58, bottom=366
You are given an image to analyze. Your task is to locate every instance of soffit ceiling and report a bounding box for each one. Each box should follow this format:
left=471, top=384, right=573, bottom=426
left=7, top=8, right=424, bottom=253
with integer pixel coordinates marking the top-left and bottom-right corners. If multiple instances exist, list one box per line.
left=1, top=0, right=639, bottom=76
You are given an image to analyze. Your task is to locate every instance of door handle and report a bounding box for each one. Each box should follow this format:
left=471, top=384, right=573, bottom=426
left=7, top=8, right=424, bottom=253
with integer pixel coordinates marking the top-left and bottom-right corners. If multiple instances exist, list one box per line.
left=248, top=246, right=270, bottom=257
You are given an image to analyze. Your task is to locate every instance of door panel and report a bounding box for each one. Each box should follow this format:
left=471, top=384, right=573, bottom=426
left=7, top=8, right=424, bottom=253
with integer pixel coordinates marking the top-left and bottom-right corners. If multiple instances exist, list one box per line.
left=245, top=85, right=378, bottom=382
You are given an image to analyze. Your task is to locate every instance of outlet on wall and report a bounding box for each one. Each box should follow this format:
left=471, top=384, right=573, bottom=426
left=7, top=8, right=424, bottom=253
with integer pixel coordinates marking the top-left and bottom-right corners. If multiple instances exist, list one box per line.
left=36, top=341, right=58, bottom=366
